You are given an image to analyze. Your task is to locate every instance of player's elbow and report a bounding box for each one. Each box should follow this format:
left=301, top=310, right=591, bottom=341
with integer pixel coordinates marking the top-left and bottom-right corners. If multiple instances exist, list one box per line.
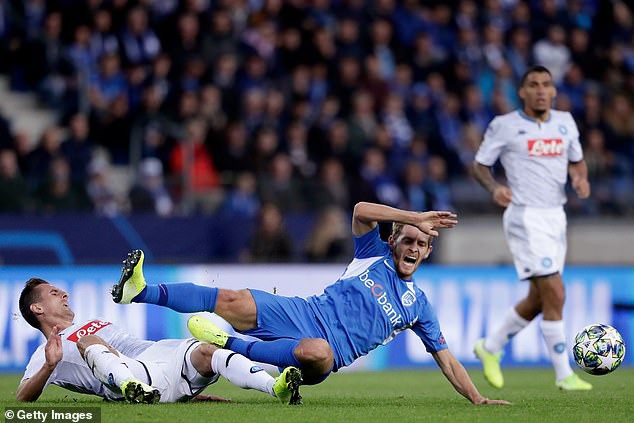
left=15, top=387, right=36, bottom=402
left=353, top=202, right=373, bottom=221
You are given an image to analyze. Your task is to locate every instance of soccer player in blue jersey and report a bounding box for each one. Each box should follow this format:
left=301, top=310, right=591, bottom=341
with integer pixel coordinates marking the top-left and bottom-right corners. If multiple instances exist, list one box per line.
left=112, top=202, right=509, bottom=405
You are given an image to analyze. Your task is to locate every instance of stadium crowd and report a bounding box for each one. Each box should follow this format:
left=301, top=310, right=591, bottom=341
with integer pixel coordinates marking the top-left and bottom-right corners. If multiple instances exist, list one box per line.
left=0, top=0, right=632, bottom=224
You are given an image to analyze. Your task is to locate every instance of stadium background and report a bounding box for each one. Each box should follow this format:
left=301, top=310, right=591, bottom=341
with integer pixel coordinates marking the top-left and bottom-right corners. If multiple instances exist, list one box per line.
left=0, top=0, right=632, bottom=375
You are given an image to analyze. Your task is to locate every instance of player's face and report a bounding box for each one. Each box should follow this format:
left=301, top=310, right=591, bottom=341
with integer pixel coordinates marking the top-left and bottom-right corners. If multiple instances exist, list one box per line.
left=519, top=71, right=556, bottom=117
left=389, top=225, right=432, bottom=279
left=33, top=284, right=75, bottom=322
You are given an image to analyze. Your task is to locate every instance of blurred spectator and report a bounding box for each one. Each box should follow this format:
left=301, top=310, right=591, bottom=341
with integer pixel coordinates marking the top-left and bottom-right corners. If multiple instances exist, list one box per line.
left=35, top=156, right=90, bottom=213
left=61, top=113, right=93, bottom=184
left=347, top=91, right=378, bottom=160
left=0, top=149, right=31, bottom=212
left=201, top=8, right=237, bottom=67
left=425, top=156, right=454, bottom=211
left=129, top=84, right=178, bottom=168
left=401, top=160, right=429, bottom=212
left=259, top=153, right=305, bottom=213
left=26, top=125, right=63, bottom=189
left=603, top=93, right=634, bottom=160
left=89, top=53, right=127, bottom=114
left=245, top=203, right=293, bottom=263
left=85, top=157, right=119, bottom=217
left=533, top=24, right=571, bottom=84
left=506, top=26, right=533, bottom=81
left=170, top=118, right=222, bottom=214
left=382, top=92, right=413, bottom=152
left=129, top=157, right=173, bottom=216
left=309, top=157, right=350, bottom=211
left=558, top=64, right=587, bottom=115
left=285, top=121, right=316, bottom=178
left=118, top=7, right=161, bottom=67
left=304, top=206, right=352, bottom=262
left=219, top=171, right=260, bottom=219
left=26, top=12, right=76, bottom=111
left=581, top=128, right=629, bottom=215
left=359, top=147, right=403, bottom=208
left=90, top=7, right=119, bottom=60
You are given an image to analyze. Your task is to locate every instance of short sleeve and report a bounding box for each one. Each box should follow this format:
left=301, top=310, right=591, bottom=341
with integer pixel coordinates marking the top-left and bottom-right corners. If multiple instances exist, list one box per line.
left=475, top=117, right=506, bottom=166
left=410, top=297, right=449, bottom=353
left=352, top=226, right=389, bottom=259
left=566, top=113, right=583, bottom=163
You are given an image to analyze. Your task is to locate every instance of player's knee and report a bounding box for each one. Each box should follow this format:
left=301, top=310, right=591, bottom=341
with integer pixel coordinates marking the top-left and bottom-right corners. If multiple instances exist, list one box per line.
left=191, top=343, right=217, bottom=376
left=216, top=289, right=251, bottom=310
left=296, top=338, right=334, bottom=371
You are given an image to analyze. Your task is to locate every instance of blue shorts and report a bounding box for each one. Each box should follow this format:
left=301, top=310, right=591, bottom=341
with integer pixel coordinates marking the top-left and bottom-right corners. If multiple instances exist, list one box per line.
left=241, top=289, right=328, bottom=341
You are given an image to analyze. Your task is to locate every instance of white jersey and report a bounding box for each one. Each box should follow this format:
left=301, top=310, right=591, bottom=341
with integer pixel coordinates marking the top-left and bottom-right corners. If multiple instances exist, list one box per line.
left=22, top=319, right=154, bottom=400
left=475, top=109, right=584, bottom=207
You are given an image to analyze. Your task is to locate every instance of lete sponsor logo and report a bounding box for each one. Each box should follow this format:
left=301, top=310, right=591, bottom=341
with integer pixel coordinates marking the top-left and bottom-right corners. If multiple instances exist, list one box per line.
left=67, top=320, right=112, bottom=342
left=527, top=138, right=563, bottom=156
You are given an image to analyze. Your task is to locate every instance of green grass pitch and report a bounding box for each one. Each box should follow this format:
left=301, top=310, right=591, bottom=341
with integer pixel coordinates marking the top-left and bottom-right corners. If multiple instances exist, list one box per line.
left=1, top=368, right=633, bottom=422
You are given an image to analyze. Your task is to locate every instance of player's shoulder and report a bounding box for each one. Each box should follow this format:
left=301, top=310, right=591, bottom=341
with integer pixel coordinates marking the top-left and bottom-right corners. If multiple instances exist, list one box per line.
left=494, top=110, right=522, bottom=122
left=25, top=342, right=46, bottom=367
left=549, top=109, right=575, bottom=122
left=486, top=110, right=522, bottom=132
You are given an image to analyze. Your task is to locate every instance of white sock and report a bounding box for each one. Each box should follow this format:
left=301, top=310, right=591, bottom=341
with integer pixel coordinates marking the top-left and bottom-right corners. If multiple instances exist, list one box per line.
left=541, top=320, right=573, bottom=381
left=83, top=344, right=136, bottom=391
left=211, top=349, right=275, bottom=396
left=484, top=307, right=531, bottom=353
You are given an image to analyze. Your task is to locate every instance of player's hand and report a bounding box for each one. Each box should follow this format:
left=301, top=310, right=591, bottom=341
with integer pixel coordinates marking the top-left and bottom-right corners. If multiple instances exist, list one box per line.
left=417, top=211, right=458, bottom=237
left=44, top=325, right=63, bottom=370
left=475, top=397, right=512, bottom=405
left=492, top=185, right=512, bottom=207
left=572, top=177, right=590, bottom=199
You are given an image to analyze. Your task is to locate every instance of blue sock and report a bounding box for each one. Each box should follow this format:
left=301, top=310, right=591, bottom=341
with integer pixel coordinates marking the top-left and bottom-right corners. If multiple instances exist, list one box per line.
left=133, top=283, right=218, bottom=313
left=225, top=337, right=301, bottom=368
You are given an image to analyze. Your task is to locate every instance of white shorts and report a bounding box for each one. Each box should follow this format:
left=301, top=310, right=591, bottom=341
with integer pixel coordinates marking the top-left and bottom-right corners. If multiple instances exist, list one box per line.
left=502, top=204, right=567, bottom=280
left=134, top=338, right=219, bottom=403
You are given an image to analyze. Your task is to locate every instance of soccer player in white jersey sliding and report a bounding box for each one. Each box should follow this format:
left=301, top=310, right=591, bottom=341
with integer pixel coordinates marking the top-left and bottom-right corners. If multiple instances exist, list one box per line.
left=16, top=278, right=302, bottom=404
left=472, top=65, right=592, bottom=391
left=113, top=202, right=510, bottom=405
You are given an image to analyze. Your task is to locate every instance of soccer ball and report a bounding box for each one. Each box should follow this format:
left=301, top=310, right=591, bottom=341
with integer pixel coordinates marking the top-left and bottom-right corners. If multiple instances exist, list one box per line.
left=573, top=323, right=626, bottom=375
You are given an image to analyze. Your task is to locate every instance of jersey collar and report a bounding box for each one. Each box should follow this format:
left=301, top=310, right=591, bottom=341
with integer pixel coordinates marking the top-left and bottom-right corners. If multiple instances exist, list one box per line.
left=518, top=109, right=551, bottom=123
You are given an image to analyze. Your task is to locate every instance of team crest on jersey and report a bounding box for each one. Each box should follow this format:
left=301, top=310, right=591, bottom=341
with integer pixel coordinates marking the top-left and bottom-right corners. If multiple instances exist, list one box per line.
left=67, top=320, right=112, bottom=342
left=527, top=139, right=563, bottom=156
left=401, top=291, right=416, bottom=307
left=558, top=125, right=568, bottom=134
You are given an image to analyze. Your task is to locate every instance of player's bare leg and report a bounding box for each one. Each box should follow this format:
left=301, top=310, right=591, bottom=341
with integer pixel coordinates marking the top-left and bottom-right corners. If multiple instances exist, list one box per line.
left=533, top=274, right=591, bottom=390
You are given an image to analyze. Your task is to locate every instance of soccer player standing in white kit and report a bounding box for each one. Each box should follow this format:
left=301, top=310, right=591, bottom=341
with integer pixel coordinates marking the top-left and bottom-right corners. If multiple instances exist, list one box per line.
left=472, top=65, right=592, bottom=391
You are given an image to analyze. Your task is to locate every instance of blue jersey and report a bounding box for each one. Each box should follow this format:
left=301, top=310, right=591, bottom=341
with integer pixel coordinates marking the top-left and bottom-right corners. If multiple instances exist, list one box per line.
left=306, top=227, right=447, bottom=369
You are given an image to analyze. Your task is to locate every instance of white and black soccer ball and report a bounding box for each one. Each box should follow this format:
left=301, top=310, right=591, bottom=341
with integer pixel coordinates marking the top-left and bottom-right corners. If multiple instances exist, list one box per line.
left=573, top=323, right=626, bottom=375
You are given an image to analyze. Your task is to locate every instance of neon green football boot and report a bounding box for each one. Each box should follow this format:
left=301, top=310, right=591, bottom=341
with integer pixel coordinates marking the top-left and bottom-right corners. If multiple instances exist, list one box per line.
left=187, top=315, right=229, bottom=348
left=556, top=373, right=592, bottom=391
left=111, top=250, right=147, bottom=304
left=121, top=379, right=161, bottom=404
left=273, top=366, right=303, bottom=405
left=474, top=338, right=504, bottom=389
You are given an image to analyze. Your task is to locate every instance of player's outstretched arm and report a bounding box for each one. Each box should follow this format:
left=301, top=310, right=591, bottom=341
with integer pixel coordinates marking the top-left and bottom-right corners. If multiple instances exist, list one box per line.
left=431, top=349, right=511, bottom=405
left=351, top=202, right=457, bottom=237
left=16, top=326, right=63, bottom=402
